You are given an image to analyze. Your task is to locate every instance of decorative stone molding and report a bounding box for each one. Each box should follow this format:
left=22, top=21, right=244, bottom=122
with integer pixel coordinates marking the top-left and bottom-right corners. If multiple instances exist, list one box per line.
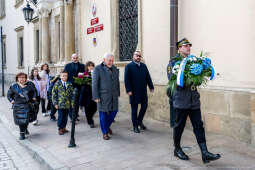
left=14, top=0, right=24, bottom=8
left=65, top=0, right=73, bottom=5
left=37, top=0, right=51, bottom=17
left=14, top=26, right=24, bottom=32
left=15, top=28, right=24, bottom=67
left=137, top=0, right=143, bottom=53
left=114, top=61, right=129, bottom=68
left=0, top=0, right=6, bottom=19
left=53, top=0, right=64, bottom=9
left=31, top=16, right=39, bottom=23
left=110, top=0, right=119, bottom=61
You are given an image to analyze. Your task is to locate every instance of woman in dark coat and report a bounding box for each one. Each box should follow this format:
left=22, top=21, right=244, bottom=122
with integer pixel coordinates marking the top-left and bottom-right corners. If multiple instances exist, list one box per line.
left=7, top=72, right=37, bottom=140
left=79, top=61, right=97, bottom=128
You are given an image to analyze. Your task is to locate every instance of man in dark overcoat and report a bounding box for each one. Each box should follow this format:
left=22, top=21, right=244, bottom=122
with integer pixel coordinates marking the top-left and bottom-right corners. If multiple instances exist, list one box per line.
left=64, top=53, right=85, bottom=121
left=92, top=53, right=120, bottom=140
left=124, top=51, right=154, bottom=133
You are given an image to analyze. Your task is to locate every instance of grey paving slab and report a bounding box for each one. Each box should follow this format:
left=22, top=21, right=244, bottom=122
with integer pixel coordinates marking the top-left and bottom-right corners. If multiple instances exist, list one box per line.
left=0, top=123, right=43, bottom=170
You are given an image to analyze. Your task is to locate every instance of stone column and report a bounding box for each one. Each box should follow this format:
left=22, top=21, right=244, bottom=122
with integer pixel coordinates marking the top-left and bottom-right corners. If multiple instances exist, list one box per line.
left=60, top=5, right=65, bottom=62
left=41, top=10, right=50, bottom=63
left=110, top=0, right=119, bottom=59
left=64, top=0, right=75, bottom=61
left=53, top=17, right=60, bottom=63
left=39, top=17, right=42, bottom=63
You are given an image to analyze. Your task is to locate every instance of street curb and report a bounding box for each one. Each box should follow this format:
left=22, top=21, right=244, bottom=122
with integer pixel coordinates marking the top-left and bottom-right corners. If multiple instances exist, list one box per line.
left=0, top=110, right=70, bottom=170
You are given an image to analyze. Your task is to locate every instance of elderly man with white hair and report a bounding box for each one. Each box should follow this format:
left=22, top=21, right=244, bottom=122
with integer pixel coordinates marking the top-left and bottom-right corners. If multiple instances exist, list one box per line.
left=92, top=53, right=120, bottom=140
left=64, top=53, right=85, bottom=121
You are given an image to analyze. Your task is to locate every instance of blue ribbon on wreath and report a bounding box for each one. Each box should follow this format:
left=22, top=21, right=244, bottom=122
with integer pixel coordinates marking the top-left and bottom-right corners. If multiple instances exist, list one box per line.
left=177, top=57, right=189, bottom=87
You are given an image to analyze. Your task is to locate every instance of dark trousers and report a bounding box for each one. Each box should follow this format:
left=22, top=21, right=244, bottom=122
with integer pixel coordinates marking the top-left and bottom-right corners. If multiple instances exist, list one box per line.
left=85, top=101, right=97, bottom=125
left=99, top=111, right=118, bottom=135
left=57, top=109, right=69, bottom=129
left=46, top=100, right=51, bottom=111
left=19, top=124, right=28, bottom=133
left=173, top=108, right=206, bottom=148
left=131, top=101, right=148, bottom=127
left=35, top=96, right=41, bottom=119
left=40, top=98, right=46, bottom=113
left=49, top=100, right=57, bottom=118
left=169, top=98, right=176, bottom=128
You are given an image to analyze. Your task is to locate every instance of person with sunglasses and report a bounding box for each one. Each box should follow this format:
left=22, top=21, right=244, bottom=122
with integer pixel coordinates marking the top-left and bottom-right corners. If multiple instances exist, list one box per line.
left=124, top=51, right=154, bottom=133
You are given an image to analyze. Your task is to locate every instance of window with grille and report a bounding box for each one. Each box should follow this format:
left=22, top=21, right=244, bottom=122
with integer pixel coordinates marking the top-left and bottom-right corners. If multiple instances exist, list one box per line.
left=119, top=0, right=138, bottom=61
left=19, top=37, right=24, bottom=67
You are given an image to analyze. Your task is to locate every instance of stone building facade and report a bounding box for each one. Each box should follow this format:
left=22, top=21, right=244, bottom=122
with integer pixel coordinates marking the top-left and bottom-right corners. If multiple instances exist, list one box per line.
left=0, top=0, right=255, bottom=146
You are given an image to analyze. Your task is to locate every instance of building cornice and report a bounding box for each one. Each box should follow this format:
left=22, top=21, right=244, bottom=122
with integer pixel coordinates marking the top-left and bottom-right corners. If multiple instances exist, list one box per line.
left=14, top=0, right=24, bottom=8
left=32, top=16, right=39, bottom=23
left=14, top=26, right=24, bottom=32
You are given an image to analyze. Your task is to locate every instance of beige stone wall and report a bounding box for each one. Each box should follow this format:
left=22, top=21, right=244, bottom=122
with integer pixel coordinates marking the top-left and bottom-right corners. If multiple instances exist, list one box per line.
left=179, top=0, right=255, bottom=89
left=200, top=88, right=252, bottom=143
left=80, top=0, right=112, bottom=65
left=251, top=92, right=255, bottom=145
left=141, top=0, right=170, bottom=85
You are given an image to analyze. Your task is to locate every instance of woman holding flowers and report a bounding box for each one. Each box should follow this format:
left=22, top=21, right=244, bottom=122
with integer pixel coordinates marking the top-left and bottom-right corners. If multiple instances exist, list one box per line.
left=168, top=38, right=221, bottom=163
left=78, top=61, right=97, bottom=128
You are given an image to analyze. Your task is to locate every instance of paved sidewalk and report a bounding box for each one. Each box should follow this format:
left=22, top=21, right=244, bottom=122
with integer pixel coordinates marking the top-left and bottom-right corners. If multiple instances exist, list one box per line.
left=0, top=121, right=42, bottom=170
left=0, top=97, right=255, bottom=170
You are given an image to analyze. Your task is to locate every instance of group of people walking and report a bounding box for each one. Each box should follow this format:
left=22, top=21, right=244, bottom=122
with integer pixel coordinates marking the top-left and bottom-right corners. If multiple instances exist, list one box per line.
left=7, top=38, right=221, bottom=164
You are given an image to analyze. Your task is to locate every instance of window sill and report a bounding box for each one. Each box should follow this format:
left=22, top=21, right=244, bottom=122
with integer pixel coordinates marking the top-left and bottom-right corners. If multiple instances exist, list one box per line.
left=0, top=14, right=6, bottom=20
left=17, top=66, right=24, bottom=69
left=114, top=61, right=130, bottom=67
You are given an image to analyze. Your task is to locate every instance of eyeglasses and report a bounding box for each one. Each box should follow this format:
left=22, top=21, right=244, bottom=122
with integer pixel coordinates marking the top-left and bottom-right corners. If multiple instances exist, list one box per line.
left=134, top=54, right=142, bottom=58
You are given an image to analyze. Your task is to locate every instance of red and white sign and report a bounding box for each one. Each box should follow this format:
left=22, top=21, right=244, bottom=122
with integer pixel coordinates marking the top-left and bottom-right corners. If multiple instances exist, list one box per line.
left=87, top=27, right=94, bottom=34
left=91, top=17, right=99, bottom=26
left=95, top=24, right=104, bottom=32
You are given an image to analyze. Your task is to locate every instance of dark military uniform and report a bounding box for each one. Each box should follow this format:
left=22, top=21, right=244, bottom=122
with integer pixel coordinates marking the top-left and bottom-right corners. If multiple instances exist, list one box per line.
left=167, top=53, right=182, bottom=128
left=168, top=54, right=206, bottom=150
left=171, top=38, right=220, bottom=163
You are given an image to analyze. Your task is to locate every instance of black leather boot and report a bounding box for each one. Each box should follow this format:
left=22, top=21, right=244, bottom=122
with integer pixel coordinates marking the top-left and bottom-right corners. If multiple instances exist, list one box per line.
left=133, top=126, right=140, bottom=133
left=199, top=143, right=221, bottom=163
left=19, top=132, right=25, bottom=140
left=174, top=147, right=189, bottom=160
left=173, top=130, right=189, bottom=160
left=139, top=123, right=147, bottom=130
left=25, top=129, right=30, bottom=135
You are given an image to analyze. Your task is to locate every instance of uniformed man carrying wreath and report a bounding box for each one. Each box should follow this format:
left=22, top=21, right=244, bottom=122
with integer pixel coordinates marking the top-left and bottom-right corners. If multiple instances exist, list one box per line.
left=169, top=38, right=221, bottom=163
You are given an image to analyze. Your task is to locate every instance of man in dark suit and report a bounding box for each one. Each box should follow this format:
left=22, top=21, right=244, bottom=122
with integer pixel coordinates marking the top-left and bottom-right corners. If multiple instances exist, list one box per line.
left=124, top=51, right=154, bottom=133
left=64, top=54, right=85, bottom=121
left=64, top=54, right=85, bottom=86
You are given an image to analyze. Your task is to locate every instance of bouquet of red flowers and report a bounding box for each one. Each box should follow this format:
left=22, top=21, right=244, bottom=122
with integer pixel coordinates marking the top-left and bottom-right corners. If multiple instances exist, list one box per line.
left=73, top=71, right=92, bottom=85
